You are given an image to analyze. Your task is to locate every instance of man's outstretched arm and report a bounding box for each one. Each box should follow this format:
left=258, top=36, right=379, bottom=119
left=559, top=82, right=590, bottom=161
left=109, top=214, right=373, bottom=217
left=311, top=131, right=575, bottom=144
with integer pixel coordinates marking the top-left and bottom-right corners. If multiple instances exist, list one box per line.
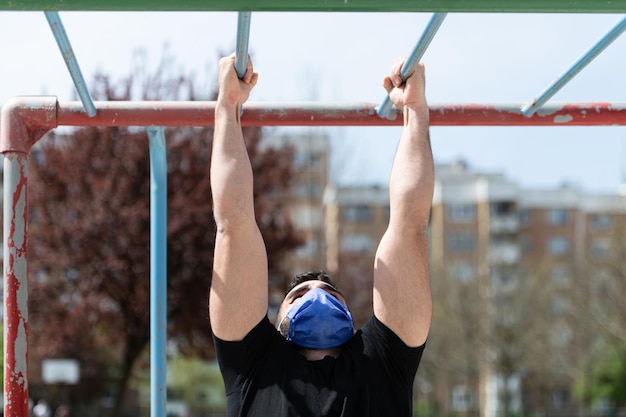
left=373, top=58, right=434, bottom=347
left=209, top=54, right=268, bottom=341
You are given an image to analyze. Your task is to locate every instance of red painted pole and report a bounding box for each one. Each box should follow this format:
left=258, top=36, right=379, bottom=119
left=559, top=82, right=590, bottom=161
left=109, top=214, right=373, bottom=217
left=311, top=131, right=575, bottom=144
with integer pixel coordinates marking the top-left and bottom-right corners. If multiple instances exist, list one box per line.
left=54, top=100, right=626, bottom=126
left=2, top=153, right=30, bottom=417
left=1, top=97, right=57, bottom=417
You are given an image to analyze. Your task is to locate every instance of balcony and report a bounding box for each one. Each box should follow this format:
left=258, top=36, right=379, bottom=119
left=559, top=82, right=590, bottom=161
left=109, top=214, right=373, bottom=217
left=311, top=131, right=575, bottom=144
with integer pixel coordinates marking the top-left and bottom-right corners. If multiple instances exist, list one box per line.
left=490, top=215, right=520, bottom=234
left=488, top=242, right=520, bottom=265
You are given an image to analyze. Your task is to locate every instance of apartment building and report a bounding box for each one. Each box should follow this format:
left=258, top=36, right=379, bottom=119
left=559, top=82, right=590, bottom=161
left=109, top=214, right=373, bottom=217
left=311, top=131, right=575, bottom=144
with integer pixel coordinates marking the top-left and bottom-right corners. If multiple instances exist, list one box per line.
left=430, top=160, right=626, bottom=417
left=323, top=184, right=390, bottom=326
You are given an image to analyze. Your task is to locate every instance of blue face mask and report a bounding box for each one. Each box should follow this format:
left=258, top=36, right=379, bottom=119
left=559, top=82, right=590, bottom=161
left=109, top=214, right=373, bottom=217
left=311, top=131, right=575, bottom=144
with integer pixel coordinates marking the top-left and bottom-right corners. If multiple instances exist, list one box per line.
left=284, top=287, right=354, bottom=349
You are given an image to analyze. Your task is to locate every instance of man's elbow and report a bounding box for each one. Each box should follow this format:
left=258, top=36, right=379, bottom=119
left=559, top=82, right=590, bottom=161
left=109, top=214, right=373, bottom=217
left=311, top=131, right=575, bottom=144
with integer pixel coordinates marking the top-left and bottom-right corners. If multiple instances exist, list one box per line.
left=214, top=213, right=259, bottom=237
left=391, top=200, right=432, bottom=231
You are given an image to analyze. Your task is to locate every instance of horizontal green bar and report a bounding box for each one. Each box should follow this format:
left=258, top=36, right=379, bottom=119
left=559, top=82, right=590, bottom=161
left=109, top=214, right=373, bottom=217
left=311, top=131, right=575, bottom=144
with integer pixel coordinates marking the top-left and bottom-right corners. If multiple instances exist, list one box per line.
left=1, top=0, right=626, bottom=12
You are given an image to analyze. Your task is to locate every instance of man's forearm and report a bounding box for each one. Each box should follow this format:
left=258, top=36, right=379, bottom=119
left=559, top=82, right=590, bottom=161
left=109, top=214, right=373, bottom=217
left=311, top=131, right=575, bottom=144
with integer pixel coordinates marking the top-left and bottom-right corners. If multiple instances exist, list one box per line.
left=211, top=102, right=256, bottom=232
left=388, top=103, right=434, bottom=230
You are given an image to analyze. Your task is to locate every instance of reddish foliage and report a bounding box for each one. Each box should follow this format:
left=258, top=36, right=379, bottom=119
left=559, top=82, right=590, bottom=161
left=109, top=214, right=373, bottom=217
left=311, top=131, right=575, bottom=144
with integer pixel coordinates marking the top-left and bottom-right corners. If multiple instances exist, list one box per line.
left=26, top=55, right=302, bottom=413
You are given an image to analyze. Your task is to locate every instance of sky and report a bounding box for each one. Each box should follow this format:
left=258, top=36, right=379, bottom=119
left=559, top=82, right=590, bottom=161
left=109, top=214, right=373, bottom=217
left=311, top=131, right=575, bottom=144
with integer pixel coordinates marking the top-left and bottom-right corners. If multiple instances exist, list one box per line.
left=1, top=11, right=625, bottom=193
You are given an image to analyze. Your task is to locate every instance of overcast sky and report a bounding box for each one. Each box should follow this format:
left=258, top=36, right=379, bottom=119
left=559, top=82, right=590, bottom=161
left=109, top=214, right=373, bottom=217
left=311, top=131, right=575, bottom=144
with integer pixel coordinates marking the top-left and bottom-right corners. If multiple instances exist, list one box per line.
left=1, top=11, right=625, bottom=193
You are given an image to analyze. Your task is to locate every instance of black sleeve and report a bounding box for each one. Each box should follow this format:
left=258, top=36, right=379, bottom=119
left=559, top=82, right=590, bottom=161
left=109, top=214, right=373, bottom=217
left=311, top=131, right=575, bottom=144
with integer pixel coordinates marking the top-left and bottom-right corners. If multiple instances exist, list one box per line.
left=361, top=315, right=426, bottom=386
left=213, top=316, right=276, bottom=395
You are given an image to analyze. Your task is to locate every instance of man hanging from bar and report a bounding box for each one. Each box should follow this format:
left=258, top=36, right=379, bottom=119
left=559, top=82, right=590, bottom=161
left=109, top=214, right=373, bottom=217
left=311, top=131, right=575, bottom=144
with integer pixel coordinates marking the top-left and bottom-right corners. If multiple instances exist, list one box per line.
left=209, top=53, right=434, bottom=417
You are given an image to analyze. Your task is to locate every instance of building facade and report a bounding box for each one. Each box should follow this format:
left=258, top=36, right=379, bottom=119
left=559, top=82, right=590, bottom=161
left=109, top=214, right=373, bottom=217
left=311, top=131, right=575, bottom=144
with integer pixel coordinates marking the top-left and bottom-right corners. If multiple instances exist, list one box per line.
left=429, top=161, right=626, bottom=417
left=324, top=159, right=626, bottom=417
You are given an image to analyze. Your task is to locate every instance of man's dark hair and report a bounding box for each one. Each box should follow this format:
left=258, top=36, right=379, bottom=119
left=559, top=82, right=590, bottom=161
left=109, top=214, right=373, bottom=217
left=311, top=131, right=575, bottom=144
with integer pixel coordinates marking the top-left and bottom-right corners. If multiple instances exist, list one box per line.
left=287, top=270, right=339, bottom=294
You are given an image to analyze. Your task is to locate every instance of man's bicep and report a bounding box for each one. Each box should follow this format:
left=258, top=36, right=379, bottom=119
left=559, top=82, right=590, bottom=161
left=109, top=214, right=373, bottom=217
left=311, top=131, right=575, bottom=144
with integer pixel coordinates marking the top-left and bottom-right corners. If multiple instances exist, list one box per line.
left=373, top=228, right=431, bottom=347
left=209, top=225, right=269, bottom=341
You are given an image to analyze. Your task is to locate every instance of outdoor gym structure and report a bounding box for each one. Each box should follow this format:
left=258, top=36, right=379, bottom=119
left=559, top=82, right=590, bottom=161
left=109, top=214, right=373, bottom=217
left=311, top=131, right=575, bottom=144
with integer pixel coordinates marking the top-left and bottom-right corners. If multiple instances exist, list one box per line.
left=1, top=2, right=626, bottom=417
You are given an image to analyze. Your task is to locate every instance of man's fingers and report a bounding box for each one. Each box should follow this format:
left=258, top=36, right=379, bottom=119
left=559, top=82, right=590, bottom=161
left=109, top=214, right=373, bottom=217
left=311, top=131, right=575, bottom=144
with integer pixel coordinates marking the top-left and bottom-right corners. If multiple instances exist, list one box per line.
left=382, top=76, right=394, bottom=93
left=391, top=57, right=406, bottom=87
left=244, top=56, right=254, bottom=82
left=249, top=72, right=259, bottom=88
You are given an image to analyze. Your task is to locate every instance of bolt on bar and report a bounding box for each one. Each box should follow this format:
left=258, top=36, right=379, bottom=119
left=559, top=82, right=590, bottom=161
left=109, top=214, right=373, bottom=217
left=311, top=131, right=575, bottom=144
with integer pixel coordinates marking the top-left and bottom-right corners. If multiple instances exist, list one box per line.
left=44, top=12, right=97, bottom=117
left=377, top=13, right=447, bottom=120
left=235, top=12, right=252, bottom=79
left=2, top=0, right=626, bottom=12
left=522, top=15, right=626, bottom=117
left=147, top=126, right=168, bottom=417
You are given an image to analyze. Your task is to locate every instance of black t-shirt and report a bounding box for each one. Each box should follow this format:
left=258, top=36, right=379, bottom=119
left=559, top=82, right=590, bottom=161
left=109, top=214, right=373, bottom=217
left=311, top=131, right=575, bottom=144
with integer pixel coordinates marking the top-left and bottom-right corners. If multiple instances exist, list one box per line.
left=213, top=315, right=425, bottom=417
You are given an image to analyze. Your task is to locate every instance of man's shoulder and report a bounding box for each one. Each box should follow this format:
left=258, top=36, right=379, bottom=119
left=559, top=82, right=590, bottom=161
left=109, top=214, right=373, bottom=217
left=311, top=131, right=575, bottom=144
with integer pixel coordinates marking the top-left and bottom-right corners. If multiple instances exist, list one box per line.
left=213, top=315, right=279, bottom=348
left=358, top=315, right=426, bottom=354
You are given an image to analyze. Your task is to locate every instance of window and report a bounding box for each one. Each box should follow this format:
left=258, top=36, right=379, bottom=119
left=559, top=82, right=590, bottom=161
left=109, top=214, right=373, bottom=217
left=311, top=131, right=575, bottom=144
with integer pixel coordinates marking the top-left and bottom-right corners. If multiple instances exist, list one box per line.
left=551, top=296, right=571, bottom=315
left=594, top=270, right=614, bottom=297
left=296, top=238, right=320, bottom=258
left=549, top=265, right=570, bottom=287
left=447, top=203, right=476, bottom=222
left=490, top=234, right=506, bottom=245
left=294, top=151, right=321, bottom=169
left=491, top=269, right=517, bottom=290
left=291, top=207, right=323, bottom=228
left=547, top=237, right=570, bottom=255
left=341, top=234, right=373, bottom=253
left=342, top=205, right=372, bottom=223
left=550, top=324, right=573, bottom=348
left=590, top=213, right=611, bottom=230
left=590, top=238, right=611, bottom=259
left=547, top=209, right=569, bottom=225
left=448, top=233, right=476, bottom=251
left=519, top=208, right=531, bottom=226
left=491, top=201, right=515, bottom=216
left=292, top=181, right=321, bottom=198
left=449, top=261, right=476, bottom=282
left=550, top=389, right=570, bottom=410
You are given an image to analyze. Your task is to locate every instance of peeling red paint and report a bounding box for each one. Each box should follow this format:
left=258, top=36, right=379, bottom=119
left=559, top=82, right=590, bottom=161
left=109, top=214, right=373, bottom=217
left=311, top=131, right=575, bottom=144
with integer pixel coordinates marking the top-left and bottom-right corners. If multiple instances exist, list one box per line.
left=53, top=100, right=626, bottom=127
left=1, top=97, right=58, bottom=154
left=2, top=97, right=56, bottom=417
left=4, top=154, right=30, bottom=417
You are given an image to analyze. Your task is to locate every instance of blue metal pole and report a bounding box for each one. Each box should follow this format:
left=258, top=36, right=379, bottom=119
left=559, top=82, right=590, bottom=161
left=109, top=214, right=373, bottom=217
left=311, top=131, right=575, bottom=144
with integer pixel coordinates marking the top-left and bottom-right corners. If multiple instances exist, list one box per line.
left=44, top=11, right=97, bottom=117
left=235, top=12, right=252, bottom=79
left=377, top=12, right=447, bottom=120
left=147, top=126, right=168, bottom=417
left=522, top=16, right=626, bottom=117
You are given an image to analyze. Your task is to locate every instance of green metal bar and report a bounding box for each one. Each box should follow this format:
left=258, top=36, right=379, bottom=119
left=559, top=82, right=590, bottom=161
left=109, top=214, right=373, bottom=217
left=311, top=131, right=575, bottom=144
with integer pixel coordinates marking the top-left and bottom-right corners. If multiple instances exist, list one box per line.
left=1, top=0, right=625, bottom=12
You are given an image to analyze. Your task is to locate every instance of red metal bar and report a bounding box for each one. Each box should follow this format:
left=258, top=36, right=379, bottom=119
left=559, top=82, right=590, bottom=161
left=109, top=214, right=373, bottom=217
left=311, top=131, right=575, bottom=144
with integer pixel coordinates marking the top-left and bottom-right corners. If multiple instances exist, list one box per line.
left=54, top=100, right=626, bottom=126
left=433, top=103, right=626, bottom=126
left=1, top=97, right=56, bottom=417
left=2, top=154, right=30, bottom=417
left=1, top=97, right=58, bottom=153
